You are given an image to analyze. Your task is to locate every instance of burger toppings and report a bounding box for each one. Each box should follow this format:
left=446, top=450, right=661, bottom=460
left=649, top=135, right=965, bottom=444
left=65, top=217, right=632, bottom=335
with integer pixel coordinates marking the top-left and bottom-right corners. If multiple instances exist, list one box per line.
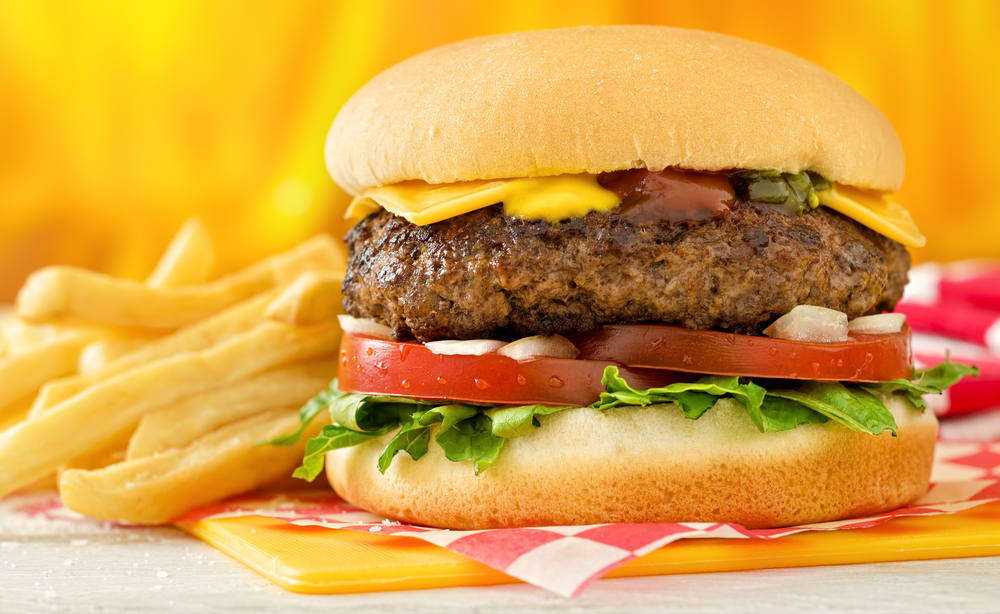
left=424, top=339, right=507, bottom=356
left=344, top=197, right=910, bottom=342
left=270, top=358, right=976, bottom=480
left=848, top=313, right=907, bottom=334
left=731, top=170, right=829, bottom=214
left=596, top=168, right=735, bottom=223
left=495, top=334, right=579, bottom=361
left=762, top=305, right=849, bottom=343
left=337, top=314, right=393, bottom=340
left=345, top=170, right=925, bottom=248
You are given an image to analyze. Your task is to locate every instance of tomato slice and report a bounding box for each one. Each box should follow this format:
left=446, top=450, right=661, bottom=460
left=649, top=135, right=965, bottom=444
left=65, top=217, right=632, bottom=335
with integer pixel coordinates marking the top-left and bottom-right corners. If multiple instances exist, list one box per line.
left=337, top=334, right=691, bottom=407
left=569, top=324, right=913, bottom=382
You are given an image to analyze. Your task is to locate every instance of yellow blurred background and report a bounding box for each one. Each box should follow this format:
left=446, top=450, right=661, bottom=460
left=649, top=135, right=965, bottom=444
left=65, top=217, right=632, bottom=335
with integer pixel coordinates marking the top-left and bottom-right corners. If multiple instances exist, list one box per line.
left=1, top=1, right=998, bottom=302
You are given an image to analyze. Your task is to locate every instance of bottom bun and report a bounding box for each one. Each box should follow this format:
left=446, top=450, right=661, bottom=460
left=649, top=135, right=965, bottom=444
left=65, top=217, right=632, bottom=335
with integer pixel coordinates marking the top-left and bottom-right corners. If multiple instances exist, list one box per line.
left=325, top=395, right=937, bottom=530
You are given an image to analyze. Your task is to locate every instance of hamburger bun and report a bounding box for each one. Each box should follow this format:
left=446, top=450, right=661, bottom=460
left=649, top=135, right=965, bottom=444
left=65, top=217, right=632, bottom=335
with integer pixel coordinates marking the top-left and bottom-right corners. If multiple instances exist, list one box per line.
left=326, top=25, right=904, bottom=196
left=326, top=394, right=936, bottom=530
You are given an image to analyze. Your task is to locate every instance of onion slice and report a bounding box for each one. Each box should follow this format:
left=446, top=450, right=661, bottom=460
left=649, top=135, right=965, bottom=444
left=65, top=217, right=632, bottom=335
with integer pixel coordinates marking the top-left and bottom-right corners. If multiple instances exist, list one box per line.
left=848, top=313, right=907, bottom=334
left=336, top=315, right=393, bottom=340
left=496, top=334, right=580, bottom=362
left=763, top=305, right=849, bottom=343
left=424, top=339, right=508, bottom=356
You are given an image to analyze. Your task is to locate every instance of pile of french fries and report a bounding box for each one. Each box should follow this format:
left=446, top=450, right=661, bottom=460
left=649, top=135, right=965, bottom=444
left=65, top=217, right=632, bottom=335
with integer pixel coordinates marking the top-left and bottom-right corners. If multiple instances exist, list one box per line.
left=0, top=219, right=346, bottom=524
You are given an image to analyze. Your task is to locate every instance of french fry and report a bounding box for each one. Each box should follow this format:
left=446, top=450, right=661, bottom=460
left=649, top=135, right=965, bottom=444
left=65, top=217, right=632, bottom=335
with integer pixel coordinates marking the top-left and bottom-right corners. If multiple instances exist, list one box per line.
left=77, top=338, right=152, bottom=375
left=60, top=426, right=135, bottom=475
left=30, top=290, right=277, bottom=416
left=0, top=395, right=32, bottom=434
left=265, top=271, right=344, bottom=327
left=0, top=317, right=62, bottom=355
left=60, top=407, right=325, bottom=524
left=0, top=330, right=103, bottom=412
left=0, top=320, right=341, bottom=497
left=4, top=221, right=210, bottom=408
left=127, top=359, right=337, bottom=459
left=16, top=234, right=344, bottom=329
left=145, top=218, right=215, bottom=288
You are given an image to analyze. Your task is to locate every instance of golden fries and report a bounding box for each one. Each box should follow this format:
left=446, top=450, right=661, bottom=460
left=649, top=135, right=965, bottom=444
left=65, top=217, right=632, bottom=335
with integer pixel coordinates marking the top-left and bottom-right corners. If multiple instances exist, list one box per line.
left=145, top=218, right=215, bottom=288
left=60, top=426, right=135, bottom=474
left=265, top=271, right=344, bottom=327
left=0, top=395, right=32, bottom=434
left=60, top=408, right=325, bottom=524
left=127, top=360, right=337, bottom=459
left=30, top=290, right=277, bottom=415
left=0, top=320, right=341, bottom=497
left=1, top=223, right=347, bottom=520
left=0, top=330, right=102, bottom=413
left=77, top=338, right=152, bottom=375
left=17, top=234, right=344, bottom=329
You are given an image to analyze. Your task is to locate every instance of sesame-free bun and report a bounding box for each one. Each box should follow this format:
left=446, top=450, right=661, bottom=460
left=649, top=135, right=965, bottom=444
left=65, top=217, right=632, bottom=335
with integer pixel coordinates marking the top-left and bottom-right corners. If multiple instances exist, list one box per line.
left=326, top=26, right=904, bottom=197
left=325, top=395, right=936, bottom=530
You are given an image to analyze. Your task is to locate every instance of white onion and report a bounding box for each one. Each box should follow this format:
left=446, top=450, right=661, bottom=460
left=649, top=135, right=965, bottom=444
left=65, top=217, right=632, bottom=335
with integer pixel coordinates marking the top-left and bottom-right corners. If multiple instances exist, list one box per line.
left=336, top=315, right=394, bottom=340
left=424, top=339, right=508, bottom=356
left=496, top=334, right=580, bottom=362
left=847, top=313, right=907, bottom=334
left=762, top=305, right=849, bottom=343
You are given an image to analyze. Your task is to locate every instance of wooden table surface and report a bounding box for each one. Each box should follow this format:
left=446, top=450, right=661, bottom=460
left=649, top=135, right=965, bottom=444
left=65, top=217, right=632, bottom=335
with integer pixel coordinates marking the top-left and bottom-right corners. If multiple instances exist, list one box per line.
left=3, top=492, right=1000, bottom=614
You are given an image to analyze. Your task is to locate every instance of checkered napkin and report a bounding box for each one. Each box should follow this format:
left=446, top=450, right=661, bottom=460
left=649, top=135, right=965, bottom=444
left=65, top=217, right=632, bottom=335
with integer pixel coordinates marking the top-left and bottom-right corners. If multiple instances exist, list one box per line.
left=900, top=262, right=1000, bottom=418
left=173, top=441, right=1000, bottom=598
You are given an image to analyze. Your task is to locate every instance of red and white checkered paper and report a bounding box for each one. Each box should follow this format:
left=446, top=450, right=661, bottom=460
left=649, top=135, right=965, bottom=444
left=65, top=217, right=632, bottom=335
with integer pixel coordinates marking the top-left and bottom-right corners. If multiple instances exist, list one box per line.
left=171, top=441, right=1000, bottom=598
left=902, top=261, right=1000, bottom=420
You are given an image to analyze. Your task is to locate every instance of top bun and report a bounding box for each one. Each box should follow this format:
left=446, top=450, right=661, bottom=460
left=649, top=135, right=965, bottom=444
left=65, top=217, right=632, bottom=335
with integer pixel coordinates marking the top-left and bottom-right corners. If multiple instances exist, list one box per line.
left=326, top=26, right=904, bottom=197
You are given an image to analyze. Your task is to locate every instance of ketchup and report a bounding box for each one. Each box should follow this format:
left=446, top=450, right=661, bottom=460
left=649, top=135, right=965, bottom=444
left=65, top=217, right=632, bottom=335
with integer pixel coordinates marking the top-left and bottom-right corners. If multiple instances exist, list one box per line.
left=598, top=168, right=736, bottom=224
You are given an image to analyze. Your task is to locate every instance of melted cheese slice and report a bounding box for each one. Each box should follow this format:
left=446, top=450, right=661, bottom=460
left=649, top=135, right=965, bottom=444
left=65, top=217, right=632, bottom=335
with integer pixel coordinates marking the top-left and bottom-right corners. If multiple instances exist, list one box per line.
left=347, top=174, right=926, bottom=248
left=346, top=174, right=620, bottom=226
left=817, top=185, right=925, bottom=248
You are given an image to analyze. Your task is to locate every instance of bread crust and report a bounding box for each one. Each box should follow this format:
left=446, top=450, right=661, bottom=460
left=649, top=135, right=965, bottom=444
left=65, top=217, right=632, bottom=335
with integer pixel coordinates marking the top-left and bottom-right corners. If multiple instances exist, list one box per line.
left=326, top=26, right=904, bottom=197
left=326, top=396, right=936, bottom=530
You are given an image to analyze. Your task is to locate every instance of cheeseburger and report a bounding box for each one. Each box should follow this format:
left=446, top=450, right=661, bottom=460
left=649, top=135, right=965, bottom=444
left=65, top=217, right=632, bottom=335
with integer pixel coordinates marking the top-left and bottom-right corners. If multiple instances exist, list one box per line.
left=274, top=26, right=975, bottom=530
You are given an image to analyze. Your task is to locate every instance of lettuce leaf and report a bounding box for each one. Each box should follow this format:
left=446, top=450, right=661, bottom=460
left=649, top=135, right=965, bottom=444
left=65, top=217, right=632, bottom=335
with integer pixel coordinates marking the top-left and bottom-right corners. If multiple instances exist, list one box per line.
left=756, top=396, right=829, bottom=431
left=865, top=360, right=979, bottom=410
left=291, top=424, right=390, bottom=481
left=377, top=412, right=432, bottom=474
left=486, top=405, right=571, bottom=438
left=418, top=404, right=480, bottom=432
left=592, top=368, right=731, bottom=418
left=275, top=358, right=976, bottom=477
left=766, top=382, right=897, bottom=436
left=594, top=367, right=895, bottom=435
left=592, top=368, right=771, bottom=423
left=330, top=393, right=435, bottom=432
left=433, top=413, right=505, bottom=474
left=259, top=380, right=345, bottom=447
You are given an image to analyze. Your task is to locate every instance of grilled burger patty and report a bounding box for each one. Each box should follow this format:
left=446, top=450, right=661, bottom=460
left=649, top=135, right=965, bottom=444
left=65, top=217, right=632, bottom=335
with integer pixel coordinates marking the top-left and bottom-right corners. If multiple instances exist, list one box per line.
left=343, top=201, right=910, bottom=342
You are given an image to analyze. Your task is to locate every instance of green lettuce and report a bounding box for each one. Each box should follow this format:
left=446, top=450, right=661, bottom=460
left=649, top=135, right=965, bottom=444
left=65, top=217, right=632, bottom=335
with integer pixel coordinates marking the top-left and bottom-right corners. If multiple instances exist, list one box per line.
left=291, top=424, right=390, bottom=481
left=269, top=358, right=977, bottom=478
left=259, top=380, right=345, bottom=447
left=432, top=413, right=505, bottom=474
left=864, top=360, right=979, bottom=410
left=377, top=413, right=432, bottom=473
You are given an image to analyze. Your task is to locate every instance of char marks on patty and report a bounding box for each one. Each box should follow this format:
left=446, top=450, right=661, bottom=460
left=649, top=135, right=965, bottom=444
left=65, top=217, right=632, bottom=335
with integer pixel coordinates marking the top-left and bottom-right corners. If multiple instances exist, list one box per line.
left=342, top=202, right=910, bottom=342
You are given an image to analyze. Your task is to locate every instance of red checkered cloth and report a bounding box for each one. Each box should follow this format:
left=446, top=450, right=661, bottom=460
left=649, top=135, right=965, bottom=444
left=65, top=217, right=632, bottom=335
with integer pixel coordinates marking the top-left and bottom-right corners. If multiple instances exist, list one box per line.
left=171, top=441, right=1000, bottom=598
left=900, top=262, right=1000, bottom=419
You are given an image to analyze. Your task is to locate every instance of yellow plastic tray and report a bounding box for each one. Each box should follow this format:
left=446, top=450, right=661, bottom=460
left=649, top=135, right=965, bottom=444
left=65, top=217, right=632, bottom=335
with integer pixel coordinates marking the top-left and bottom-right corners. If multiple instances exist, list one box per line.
left=179, top=500, right=1000, bottom=594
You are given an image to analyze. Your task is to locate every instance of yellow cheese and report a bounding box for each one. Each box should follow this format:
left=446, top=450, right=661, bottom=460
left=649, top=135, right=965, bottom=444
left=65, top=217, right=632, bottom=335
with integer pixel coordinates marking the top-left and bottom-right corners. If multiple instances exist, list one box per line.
left=346, top=174, right=620, bottom=226
left=346, top=173, right=926, bottom=249
left=817, top=185, right=926, bottom=248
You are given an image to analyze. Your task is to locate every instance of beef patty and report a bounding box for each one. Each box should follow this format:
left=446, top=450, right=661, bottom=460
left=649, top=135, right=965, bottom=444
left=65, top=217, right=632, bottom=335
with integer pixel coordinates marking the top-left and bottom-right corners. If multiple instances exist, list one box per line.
left=343, top=201, right=910, bottom=342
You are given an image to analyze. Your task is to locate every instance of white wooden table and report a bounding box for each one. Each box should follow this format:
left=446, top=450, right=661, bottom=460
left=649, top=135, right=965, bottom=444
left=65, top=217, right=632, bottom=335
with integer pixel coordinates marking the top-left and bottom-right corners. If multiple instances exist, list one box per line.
left=3, top=492, right=999, bottom=614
